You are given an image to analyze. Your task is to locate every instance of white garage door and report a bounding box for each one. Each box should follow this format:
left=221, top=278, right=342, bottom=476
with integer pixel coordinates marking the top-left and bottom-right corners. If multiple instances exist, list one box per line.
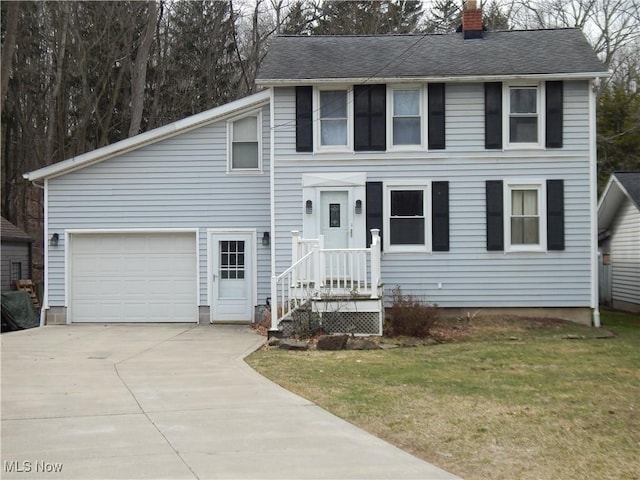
left=70, top=232, right=197, bottom=323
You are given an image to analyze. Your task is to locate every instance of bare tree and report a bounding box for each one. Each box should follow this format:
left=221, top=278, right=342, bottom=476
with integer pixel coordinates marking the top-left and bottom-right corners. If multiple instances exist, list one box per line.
left=510, top=0, right=639, bottom=67
left=129, top=1, right=158, bottom=137
left=1, top=1, right=19, bottom=116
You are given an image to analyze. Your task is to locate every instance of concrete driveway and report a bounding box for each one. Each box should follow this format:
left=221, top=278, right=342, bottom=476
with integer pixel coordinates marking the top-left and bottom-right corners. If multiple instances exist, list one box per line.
left=1, top=324, right=459, bottom=479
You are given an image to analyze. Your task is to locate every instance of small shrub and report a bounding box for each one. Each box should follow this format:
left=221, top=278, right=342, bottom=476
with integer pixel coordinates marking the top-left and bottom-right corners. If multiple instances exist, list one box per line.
left=386, top=286, right=439, bottom=338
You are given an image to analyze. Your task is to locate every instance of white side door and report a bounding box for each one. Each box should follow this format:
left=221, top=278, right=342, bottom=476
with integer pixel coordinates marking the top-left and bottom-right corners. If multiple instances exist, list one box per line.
left=210, top=232, right=254, bottom=322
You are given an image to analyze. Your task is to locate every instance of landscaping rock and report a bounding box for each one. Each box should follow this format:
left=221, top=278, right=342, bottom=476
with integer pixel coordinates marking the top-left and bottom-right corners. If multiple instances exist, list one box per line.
left=595, top=332, right=616, bottom=339
left=317, top=334, right=349, bottom=351
left=347, top=338, right=380, bottom=350
left=267, top=337, right=281, bottom=347
left=278, top=339, right=309, bottom=351
left=563, top=334, right=584, bottom=340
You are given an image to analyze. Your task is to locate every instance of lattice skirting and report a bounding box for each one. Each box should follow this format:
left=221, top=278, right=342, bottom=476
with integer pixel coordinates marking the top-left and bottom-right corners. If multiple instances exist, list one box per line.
left=282, top=309, right=381, bottom=336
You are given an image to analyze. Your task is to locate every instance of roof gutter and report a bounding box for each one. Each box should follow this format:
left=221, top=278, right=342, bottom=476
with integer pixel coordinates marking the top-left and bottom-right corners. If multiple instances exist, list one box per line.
left=256, top=71, right=610, bottom=87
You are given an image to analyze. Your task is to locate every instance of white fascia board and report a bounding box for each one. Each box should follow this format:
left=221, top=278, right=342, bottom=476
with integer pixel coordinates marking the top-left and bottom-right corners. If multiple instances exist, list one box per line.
left=23, top=90, right=271, bottom=182
left=256, top=71, right=611, bottom=87
left=597, top=176, right=624, bottom=230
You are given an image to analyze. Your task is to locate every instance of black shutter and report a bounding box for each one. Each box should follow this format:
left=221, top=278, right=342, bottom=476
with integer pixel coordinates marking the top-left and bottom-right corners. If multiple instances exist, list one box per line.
left=546, top=81, right=563, bottom=148
left=432, top=181, right=449, bottom=251
left=486, top=180, right=504, bottom=251
left=366, top=181, right=383, bottom=249
left=354, top=85, right=386, bottom=151
left=370, top=84, right=386, bottom=151
left=295, top=86, right=313, bottom=152
left=428, top=83, right=446, bottom=150
left=547, top=179, right=565, bottom=250
left=354, top=86, right=370, bottom=151
left=485, top=82, right=502, bottom=150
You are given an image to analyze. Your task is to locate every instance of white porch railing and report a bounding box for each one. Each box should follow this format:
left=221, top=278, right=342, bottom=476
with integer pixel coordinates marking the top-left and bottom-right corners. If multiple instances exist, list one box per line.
left=270, top=229, right=381, bottom=332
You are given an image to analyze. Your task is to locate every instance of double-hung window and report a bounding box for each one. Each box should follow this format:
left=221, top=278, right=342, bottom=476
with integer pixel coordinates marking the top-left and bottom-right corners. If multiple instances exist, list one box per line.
left=385, top=183, right=430, bottom=252
left=505, top=181, right=546, bottom=252
left=507, top=85, right=541, bottom=146
left=229, top=113, right=261, bottom=172
left=318, top=89, right=350, bottom=149
left=391, top=88, right=422, bottom=147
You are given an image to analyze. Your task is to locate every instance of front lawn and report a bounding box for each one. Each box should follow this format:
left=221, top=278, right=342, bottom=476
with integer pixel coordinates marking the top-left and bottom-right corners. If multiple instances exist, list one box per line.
left=246, top=311, right=640, bottom=480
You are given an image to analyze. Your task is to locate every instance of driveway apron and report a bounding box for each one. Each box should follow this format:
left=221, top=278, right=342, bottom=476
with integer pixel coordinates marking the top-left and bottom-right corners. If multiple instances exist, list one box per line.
left=1, top=324, right=460, bottom=479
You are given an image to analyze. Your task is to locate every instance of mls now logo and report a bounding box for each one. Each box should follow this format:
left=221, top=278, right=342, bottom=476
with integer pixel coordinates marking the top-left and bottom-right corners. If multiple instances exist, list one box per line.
left=4, top=460, right=63, bottom=473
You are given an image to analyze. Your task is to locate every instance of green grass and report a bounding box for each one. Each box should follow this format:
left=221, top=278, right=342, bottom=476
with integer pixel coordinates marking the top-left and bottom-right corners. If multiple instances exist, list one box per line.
left=247, top=311, right=640, bottom=480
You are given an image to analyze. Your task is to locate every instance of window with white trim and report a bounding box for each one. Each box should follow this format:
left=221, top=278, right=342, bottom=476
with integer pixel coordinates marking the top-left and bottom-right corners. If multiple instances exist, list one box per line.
left=506, top=84, right=542, bottom=146
left=391, top=88, right=422, bottom=146
left=228, top=113, right=261, bottom=171
left=318, top=89, right=349, bottom=148
left=505, top=181, right=546, bottom=252
left=385, top=184, right=430, bottom=252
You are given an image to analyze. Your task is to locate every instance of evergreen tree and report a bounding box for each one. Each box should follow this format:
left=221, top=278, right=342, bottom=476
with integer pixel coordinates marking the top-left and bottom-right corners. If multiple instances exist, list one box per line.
left=313, top=0, right=424, bottom=35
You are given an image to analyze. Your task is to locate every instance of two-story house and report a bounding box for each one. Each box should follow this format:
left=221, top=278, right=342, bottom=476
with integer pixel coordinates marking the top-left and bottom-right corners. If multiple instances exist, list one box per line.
left=24, top=2, right=608, bottom=331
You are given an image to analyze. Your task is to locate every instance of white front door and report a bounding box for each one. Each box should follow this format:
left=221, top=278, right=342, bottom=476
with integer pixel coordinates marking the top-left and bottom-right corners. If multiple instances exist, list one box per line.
left=320, top=191, right=350, bottom=249
left=210, top=232, right=254, bottom=322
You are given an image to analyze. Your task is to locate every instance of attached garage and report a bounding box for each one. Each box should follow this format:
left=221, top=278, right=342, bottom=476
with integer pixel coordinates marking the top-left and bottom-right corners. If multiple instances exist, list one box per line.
left=69, top=231, right=198, bottom=323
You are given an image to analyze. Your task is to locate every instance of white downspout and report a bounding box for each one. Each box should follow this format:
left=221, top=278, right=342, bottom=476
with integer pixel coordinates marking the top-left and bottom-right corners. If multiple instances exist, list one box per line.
left=269, top=87, right=278, bottom=332
left=589, top=79, right=601, bottom=328
left=37, top=179, right=49, bottom=327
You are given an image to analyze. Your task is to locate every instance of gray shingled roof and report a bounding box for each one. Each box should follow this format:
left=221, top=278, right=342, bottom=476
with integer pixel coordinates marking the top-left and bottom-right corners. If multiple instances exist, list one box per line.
left=1, top=217, right=33, bottom=242
left=256, top=29, right=607, bottom=82
left=614, top=171, right=640, bottom=209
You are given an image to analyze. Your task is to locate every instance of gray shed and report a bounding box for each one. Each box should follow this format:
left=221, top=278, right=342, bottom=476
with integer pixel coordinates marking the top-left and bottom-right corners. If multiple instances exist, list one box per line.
left=597, top=172, right=640, bottom=313
left=1, top=217, right=33, bottom=292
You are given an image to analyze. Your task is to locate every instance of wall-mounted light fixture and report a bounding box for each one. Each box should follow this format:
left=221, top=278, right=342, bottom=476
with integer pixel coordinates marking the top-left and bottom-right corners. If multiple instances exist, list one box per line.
left=305, top=200, right=313, bottom=214
left=262, top=231, right=270, bottom=247
left=355, top=199, right=362, bottom=214
left=49, top=233, right=59, bottom=247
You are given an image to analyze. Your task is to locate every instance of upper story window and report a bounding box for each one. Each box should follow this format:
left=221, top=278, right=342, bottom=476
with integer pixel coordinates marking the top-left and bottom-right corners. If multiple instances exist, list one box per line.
left=506, top=84, right=542, bottom=147
left=228, top=113, right=261, bottom=172
left=318, top=89, right=350, bottom=149
left=486, top=81, right=563, bottom=150
left=391, top=88, right=422, bottom=147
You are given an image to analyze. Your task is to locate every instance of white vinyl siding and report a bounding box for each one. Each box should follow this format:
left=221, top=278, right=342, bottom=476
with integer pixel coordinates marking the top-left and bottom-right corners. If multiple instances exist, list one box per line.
left=47, top=104, right=271, bottom=309
left=610, top=198, right=640, bottom=306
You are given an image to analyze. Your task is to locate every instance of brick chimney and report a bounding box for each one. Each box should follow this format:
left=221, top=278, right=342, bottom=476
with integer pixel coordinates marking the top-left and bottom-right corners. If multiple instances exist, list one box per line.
left=462, top=0, right=483, bottom=39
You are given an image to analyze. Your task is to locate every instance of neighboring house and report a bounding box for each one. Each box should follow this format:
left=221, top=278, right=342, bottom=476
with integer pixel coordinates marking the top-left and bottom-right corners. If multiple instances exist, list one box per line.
left=1, top=217, right=33, bottom=292
left=24, top=2, right=608, bottom=329
left=597, top=171, right=640, bottom=313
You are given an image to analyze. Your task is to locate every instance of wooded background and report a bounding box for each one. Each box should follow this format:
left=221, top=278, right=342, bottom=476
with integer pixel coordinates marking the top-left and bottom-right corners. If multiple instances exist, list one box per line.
left=1, top=0, right=638, bottom=282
